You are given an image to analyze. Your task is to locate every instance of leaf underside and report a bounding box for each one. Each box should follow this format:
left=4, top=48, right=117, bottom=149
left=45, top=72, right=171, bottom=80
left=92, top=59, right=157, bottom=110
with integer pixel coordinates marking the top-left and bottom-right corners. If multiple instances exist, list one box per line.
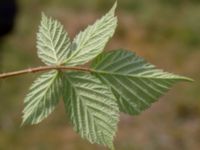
left=62, top=72, right=119, bottom=149
left=21, top=1, right=193, bottom=150
left=91, top=49, right=192, bottom=115
left=22, top=71, right=62, bottom=125
left=26, top=2, right=120, bottom=149
left=37, top=13, right=71, bottom=65
left=64, top=2, right=117, bottom=66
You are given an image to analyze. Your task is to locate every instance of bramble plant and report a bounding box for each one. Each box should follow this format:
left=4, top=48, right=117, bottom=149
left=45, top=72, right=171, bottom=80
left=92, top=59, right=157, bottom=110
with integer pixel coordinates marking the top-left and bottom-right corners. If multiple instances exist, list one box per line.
left=0, top=2, right=192, bottom=150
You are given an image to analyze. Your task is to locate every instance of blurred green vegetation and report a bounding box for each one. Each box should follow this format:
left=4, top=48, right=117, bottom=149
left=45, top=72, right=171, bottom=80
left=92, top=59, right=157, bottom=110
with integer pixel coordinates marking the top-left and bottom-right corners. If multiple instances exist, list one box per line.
left=0, top=0, right=199, bottom=150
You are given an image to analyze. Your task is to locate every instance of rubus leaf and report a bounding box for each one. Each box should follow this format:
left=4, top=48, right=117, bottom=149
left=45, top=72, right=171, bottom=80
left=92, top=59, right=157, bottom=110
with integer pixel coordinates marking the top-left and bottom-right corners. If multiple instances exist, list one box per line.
left=37, top=13, right=71, bottom=65
left=22, top=70, right=62, bottom=125
left=62, top=72, right=119, bottom=149
left=16, top=2, right=193, bottom=149
left=63, top=2, right=117, bottom=66
left=91, top=49, right=192, bottom=115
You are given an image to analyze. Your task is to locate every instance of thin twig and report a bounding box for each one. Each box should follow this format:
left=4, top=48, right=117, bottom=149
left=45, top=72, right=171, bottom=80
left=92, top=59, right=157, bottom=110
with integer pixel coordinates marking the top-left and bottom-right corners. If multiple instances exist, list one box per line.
left=0, top=66, right=92, bottom=79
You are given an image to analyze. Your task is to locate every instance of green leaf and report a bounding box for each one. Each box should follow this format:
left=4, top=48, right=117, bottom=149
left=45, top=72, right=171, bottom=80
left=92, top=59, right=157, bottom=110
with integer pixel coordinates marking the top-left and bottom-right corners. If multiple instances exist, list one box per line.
left=22, top=71, right=62, bottom=125
left=91, top=49, right=192, bottom=115
left=37, top=13, right=71, bottom=65
left=62, top=72, right=119, bottom=149
left=64, top=2, right=117, bottom=66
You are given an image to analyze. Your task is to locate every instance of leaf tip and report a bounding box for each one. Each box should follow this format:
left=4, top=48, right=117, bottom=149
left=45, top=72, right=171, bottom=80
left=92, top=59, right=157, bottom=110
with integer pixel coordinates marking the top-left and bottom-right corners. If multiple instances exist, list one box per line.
left=114, top=1, right=118, bottom=8
left=110, top=1, right=118, bottom=14
left=40, top=12, right=48, bottom=25
left=21, top=117, right=27, bottom=127
left=172, top=74, right=194, bottom=82
left=109, top=144, right=115, bottom=150
left=20, top=122, right=24, bottom=128
left=180, top=76, right=194, bottom=82
left=41, top=12, right=47, bottom=19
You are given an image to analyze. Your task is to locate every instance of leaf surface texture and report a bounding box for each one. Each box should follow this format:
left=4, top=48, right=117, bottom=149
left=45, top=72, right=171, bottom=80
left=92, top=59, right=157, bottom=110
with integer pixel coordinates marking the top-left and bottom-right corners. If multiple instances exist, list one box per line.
left=64, top=2, right=117, bottom=66
left=91, top=49, right=192, bottom=115
left=62, top=72, right=119, bottom=149
left=37, top=13, right=71, bottom=65
left=22, top=71, right=62, bottom=124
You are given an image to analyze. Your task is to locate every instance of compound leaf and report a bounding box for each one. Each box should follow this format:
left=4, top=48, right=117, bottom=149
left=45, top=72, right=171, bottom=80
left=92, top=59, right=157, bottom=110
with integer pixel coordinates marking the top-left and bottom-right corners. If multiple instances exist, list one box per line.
left=62, top=72, right=119, bottom=149
left=91, top=49, right=192, bottom=115
left=37, top=13, right=71, bottom=65
left=22, top=70, right=62, bottom=125
left=64, top=2, right=117, bottom=66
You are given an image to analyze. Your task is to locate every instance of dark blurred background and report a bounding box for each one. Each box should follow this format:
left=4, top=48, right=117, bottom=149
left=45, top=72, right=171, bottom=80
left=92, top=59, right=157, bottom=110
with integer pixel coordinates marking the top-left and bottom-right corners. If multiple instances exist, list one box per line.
left=0, top=0, right=199, bottom=150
